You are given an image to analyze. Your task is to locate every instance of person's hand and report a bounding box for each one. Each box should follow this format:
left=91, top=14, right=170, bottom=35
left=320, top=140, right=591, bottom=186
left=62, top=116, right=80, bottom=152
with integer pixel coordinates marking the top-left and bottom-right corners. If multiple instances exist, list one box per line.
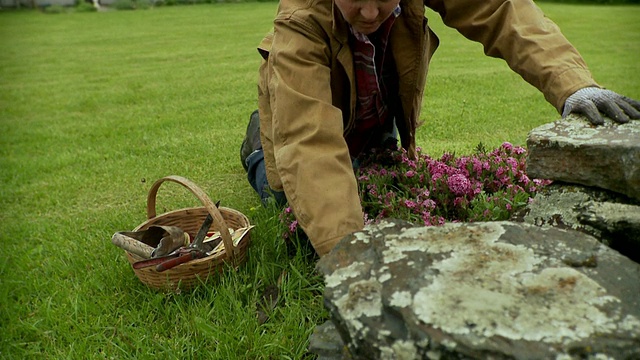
left=562, top=87, right=640, bottom=125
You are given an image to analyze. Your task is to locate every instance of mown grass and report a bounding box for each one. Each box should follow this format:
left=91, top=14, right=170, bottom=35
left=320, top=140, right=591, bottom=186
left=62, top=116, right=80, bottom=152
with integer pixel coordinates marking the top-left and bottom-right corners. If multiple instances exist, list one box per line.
left=0, top=3, right=638, bottom=359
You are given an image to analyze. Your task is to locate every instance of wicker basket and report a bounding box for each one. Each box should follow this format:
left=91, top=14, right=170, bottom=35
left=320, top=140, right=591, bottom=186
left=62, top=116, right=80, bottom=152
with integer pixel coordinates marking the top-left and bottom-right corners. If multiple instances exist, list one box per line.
left=125, top=175, right=252, bottom=291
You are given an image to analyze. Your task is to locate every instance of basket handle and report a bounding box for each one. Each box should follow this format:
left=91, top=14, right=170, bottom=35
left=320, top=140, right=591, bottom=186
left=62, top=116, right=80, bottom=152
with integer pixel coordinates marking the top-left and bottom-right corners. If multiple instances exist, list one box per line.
left=146, top=175, right=236, bottom=261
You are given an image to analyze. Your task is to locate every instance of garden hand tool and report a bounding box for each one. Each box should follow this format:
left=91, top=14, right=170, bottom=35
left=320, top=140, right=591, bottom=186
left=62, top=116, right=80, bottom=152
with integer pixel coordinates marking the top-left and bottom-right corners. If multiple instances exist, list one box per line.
left=112, top=225, right=188, bottom=259
left=151, top=226, right=190, bottom=258
left=132, top=213, right=214, bottom=272
left=111, top=232, right=155, bottom=259
left=151, top=200, right=220, bottom=258
left=563, top=87, right=640, bottom=125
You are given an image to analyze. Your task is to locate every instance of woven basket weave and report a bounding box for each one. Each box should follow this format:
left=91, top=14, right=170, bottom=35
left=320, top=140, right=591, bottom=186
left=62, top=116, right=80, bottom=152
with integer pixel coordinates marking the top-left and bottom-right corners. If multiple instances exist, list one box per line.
left=125, top=175, right=251, bottom=291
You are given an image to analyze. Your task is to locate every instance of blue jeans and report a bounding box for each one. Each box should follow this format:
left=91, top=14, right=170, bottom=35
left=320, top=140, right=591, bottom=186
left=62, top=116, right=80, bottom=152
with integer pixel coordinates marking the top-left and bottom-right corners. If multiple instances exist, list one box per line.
left=246, top=149, right=287, bottom=207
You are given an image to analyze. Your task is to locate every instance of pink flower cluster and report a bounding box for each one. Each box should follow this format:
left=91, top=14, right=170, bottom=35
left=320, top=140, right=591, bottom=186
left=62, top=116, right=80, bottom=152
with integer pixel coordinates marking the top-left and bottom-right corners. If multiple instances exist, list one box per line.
left=279, top=206, right=299, bottom=240
left=279, top=142, right=552, bottom=240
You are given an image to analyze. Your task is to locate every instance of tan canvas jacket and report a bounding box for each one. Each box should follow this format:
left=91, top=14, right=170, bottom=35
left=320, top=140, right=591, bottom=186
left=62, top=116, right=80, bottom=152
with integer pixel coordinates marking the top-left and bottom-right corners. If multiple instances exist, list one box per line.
left=257, top=0, right=597, bottom=256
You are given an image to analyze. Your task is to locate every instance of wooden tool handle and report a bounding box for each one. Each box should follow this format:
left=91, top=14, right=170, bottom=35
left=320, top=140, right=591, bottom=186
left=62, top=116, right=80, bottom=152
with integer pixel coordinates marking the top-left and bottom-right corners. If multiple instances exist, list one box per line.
left=155, top=253, right=195, bottom=272
left=112, top=232, right=154, bottom=259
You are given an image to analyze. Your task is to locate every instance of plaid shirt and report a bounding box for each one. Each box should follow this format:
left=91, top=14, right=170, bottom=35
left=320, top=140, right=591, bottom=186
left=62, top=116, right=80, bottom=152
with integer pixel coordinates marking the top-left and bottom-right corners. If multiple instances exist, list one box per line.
left=346, top=6, right=401, bottom=157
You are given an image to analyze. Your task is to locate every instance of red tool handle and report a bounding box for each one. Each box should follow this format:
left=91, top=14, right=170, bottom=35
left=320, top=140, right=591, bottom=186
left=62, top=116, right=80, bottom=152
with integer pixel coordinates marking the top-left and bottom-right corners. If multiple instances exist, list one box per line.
left=133, top=256, right=172, bottom=270
left=155, top=253, right=195, bottom=272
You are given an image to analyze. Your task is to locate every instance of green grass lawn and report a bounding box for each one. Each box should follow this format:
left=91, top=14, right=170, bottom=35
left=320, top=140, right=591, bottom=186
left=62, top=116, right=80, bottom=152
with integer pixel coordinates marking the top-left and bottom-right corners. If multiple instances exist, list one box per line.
left=0, top=3, right=638, bottom=359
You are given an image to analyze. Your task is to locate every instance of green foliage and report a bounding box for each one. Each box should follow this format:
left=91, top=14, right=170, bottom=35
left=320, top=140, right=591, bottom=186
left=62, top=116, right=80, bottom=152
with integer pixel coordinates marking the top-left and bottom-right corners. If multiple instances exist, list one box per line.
left=0, top=3, right=638, bottom=359
left=112, top=0, right=153, bottom=10
left=75, top=1, right=97, bottom=11
left=111, top=0, right=152, bottom=9
left=42, top=4, right=68, bottom=12
left=112, top=0, right=135, bottom=9
left=467, top=189, right=531, bottom=221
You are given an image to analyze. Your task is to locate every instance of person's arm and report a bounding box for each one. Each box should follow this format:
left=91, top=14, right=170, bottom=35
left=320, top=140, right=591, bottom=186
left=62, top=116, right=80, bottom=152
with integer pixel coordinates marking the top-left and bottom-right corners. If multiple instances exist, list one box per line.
left=426, top=0, right=639, bottom=124
left=265, top=12, right=364, bottom=256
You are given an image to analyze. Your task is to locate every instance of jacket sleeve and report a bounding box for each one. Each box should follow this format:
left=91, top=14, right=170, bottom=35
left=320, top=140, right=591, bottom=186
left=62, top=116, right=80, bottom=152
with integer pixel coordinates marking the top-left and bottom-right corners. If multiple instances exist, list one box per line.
left=265, top=13, right=364, bottom=256
left=426, top=0, right=598, bottom=112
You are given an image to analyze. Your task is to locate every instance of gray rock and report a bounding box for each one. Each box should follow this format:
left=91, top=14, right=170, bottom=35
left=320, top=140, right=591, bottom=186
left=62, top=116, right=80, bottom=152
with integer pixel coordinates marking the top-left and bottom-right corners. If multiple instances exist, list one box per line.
left=576, top=201, right=640, bottom=262
left=512, top=184, right=605, bottom=238
left=576, top=201, right=640, bottom=236
left=513, top=183, right=640, bottom=262
left=309, top=320, right=351, bottom=360
left=317, top=219, right=640, bottom=359
left=526, top=117, right=640, bottom=201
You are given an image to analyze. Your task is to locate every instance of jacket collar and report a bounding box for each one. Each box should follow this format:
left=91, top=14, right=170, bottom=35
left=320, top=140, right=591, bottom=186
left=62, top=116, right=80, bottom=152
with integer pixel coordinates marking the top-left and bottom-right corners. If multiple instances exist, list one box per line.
left=332, top=1, right=350, bottom=45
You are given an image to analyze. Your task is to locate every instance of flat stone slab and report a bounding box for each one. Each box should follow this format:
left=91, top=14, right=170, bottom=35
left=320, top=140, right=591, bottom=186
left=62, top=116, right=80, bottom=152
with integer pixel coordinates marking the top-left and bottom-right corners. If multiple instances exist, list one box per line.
left=316, top=220, right=640, bottom=359
left=526, top=117, right=640, bottom=201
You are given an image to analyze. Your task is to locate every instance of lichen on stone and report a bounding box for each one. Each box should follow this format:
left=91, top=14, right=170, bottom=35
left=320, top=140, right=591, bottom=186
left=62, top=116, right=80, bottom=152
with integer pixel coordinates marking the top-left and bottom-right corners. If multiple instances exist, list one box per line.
left=317, top=215, right=640, bottom=360
left=620, top=314, right=640, bottom=332
left=389, top=291, right=413, bottom=308
left=325, top=261, right=368, bottom=288
left=335, top=279, right=383, bottom=320
left=352, top=231, right=371, bottom=244
left=530, top=117, right=640, bottom=148
left=402, top=222, right=638, bottom=344
left=379, top=339, right=418, bottom=360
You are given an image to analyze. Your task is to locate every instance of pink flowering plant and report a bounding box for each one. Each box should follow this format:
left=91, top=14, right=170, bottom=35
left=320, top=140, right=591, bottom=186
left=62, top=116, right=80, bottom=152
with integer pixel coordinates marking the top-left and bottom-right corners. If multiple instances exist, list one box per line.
left=280, top=142, right=551, bottom=240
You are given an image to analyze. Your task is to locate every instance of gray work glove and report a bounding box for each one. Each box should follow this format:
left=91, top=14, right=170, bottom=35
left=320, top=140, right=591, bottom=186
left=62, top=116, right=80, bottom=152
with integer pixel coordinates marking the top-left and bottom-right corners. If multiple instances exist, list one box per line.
left=562, top=87, right=640, bottom=125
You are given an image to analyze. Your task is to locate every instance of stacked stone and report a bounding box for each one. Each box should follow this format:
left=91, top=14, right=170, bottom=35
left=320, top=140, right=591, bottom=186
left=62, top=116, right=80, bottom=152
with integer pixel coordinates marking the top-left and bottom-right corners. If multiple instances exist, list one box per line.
left=523, top=116, right=640, bottom=262
left=309, top=118, right=640, bottom=359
